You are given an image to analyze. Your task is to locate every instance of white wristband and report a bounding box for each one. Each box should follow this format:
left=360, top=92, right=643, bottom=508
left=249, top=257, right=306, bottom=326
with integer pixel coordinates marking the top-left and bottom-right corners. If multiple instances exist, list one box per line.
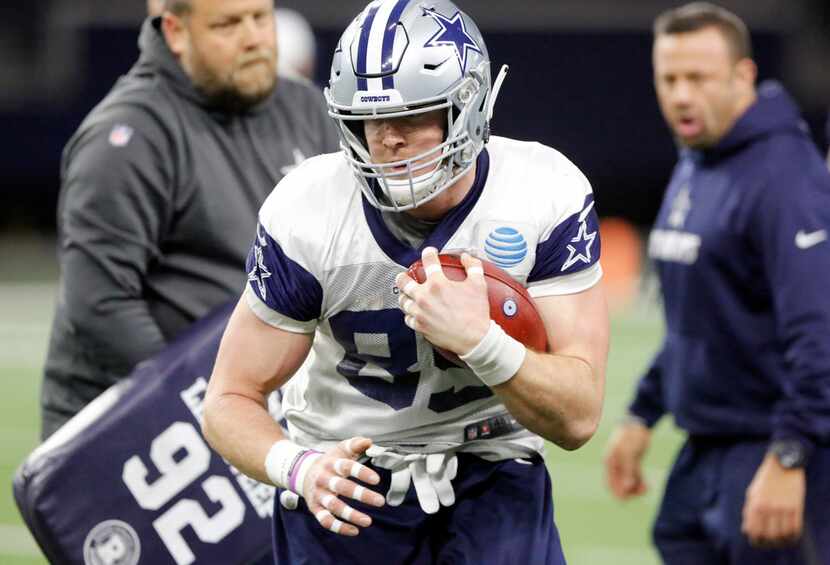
left=459, top=320, right=526, bottom=387
left=264, top=440, right=321, bottom=495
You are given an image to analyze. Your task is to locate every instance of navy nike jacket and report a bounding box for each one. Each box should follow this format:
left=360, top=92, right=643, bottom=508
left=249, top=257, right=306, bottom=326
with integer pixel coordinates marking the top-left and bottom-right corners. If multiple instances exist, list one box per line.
left=630, top=82, right=830, bottom=458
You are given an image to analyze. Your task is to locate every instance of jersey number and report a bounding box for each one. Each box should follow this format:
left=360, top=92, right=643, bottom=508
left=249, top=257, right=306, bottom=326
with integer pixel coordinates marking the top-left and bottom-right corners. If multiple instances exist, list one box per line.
left=329, top=309, right=491, bottom=412
left=122, top=422, right=246, bottom=565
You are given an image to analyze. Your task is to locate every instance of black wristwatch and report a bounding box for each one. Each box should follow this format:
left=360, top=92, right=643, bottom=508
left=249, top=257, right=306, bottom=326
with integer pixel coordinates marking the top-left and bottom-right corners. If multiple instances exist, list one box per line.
left=768, top=440, right=808, bottom=469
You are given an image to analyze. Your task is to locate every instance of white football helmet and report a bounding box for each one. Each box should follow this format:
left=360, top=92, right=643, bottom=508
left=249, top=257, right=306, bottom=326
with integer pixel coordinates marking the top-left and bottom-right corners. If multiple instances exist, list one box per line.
left=325, top=0, right=508, bottom=211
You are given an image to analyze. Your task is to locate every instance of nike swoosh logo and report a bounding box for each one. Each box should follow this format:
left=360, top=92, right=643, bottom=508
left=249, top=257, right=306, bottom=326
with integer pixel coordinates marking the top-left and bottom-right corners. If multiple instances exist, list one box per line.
left=795, top=229, right=828, bottom=249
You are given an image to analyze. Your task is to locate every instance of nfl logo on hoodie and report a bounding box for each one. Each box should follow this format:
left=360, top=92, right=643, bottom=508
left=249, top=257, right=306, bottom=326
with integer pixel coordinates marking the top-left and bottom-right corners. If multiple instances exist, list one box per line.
left=108, top=124, right=134, bottom=147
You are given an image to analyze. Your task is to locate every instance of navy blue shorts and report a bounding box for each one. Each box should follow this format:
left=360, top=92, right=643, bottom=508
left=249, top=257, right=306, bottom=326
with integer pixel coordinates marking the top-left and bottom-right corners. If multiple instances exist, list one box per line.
left=271, top=453, right=566, bottom=565
left=654, top=438, right=830, bottom=565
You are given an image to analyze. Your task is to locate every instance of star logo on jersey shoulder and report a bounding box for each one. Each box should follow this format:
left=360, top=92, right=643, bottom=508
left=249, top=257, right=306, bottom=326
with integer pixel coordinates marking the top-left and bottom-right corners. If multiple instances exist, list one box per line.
left=561, top=200, right=598, bottom=275
left=423, top=8, right=482, bottom=73
left=561, top=221, right=597, bottom=272
left=248, top=245, right=272, bottom=300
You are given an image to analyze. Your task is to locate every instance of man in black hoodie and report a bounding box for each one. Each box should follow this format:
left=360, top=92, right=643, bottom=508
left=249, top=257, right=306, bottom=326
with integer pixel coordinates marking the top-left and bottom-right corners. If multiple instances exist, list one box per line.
left=604, top=2, right=830, bottom=564
left=41, top=0, right=338, bottom=439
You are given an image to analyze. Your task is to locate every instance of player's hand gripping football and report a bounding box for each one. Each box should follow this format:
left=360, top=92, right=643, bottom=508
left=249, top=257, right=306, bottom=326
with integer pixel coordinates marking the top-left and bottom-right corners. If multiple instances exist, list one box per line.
left=395, top=247, right=491, bottom=357
left=302, top=437, right=386, bottom=536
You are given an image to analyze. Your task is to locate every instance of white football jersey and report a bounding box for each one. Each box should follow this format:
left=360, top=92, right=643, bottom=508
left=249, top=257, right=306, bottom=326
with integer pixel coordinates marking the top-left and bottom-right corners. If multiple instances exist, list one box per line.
left=244, top=136, right=601, bottom=458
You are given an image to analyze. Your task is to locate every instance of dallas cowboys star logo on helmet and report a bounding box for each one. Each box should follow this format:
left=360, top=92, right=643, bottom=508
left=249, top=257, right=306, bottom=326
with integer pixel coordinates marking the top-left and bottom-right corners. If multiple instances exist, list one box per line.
left=423, top=8, right=482, bottom=73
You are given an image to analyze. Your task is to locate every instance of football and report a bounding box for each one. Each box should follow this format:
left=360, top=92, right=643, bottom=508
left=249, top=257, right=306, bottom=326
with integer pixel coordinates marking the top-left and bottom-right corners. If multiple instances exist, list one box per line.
left=406, top=254, right=548, bottom=366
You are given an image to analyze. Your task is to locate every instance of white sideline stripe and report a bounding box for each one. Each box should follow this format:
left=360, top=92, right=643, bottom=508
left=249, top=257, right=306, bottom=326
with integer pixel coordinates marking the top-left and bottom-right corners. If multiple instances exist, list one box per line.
left=0, top=524, right=42, bottom=557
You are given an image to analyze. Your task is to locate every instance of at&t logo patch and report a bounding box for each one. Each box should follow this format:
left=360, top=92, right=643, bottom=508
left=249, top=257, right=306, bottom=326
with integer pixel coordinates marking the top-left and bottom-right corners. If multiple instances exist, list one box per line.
left=485, top=227, right=528, bottom=268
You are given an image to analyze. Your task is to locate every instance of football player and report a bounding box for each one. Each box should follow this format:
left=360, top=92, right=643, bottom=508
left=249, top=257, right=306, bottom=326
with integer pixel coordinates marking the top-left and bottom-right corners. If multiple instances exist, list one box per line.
left=203, top=1, right=609, bottom=562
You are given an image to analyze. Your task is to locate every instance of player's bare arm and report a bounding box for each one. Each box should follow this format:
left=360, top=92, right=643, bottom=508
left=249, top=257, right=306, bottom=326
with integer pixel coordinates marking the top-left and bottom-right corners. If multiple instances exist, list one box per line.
left=203, top=299, right=312, bottom=482
left=396, top=247, right=608, bottom=450
left=203, top=299, right=385, bottom=537
left=496, top=282, right=608, bottom=450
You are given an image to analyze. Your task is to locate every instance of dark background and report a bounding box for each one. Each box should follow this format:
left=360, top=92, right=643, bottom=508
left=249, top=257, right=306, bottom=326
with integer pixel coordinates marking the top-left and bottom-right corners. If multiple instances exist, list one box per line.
left=1, top=0, right=828, bottom=232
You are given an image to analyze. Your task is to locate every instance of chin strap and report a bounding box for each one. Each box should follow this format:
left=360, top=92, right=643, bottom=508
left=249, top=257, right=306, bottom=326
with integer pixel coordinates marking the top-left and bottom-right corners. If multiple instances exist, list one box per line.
left=487, top=65, right=510, bottom=122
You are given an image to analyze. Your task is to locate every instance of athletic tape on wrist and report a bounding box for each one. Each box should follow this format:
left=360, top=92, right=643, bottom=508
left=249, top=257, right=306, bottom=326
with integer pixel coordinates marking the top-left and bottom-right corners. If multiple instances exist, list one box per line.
left=289, top=449, right=321, bottom=495
left=459, top=320, right=526, bottom=387
left=265, top=440, right=303, bottom=488
left=265, top=440, right=321, bottom=495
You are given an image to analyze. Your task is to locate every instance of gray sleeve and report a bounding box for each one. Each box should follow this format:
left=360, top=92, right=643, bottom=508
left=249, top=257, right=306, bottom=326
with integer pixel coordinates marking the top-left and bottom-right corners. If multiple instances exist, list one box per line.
left=57, top=107, right=172, bottom=374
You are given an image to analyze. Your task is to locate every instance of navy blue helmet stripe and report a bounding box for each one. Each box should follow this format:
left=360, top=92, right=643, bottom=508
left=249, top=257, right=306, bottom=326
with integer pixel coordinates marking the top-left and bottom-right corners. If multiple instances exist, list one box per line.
left=381, top=0, right=410, bottom=89
left=356, top=4, right=381, bottom=91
